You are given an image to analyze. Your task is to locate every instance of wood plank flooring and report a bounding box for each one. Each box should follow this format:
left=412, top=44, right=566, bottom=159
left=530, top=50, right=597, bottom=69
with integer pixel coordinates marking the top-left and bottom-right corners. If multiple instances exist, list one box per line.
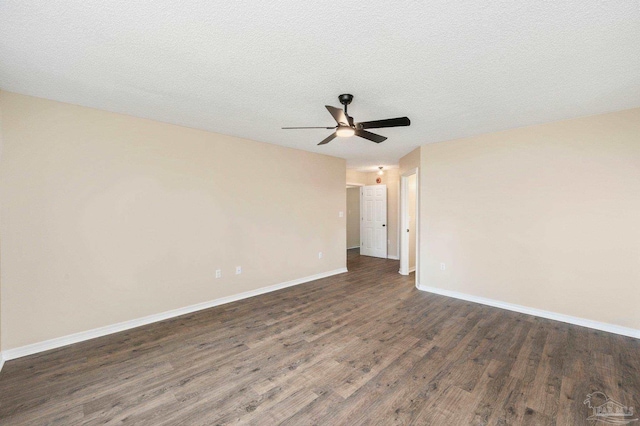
left=1, top=249, right=638, bottom=425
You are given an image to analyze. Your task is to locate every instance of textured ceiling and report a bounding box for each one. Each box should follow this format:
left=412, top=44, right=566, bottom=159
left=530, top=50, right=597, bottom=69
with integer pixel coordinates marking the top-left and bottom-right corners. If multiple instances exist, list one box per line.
left=1, top=1, right=639, bottom=169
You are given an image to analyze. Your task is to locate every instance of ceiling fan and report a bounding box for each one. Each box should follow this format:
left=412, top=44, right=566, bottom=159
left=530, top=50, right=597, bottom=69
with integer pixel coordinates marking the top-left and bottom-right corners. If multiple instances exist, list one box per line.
left=282, top=94, right=411, bottom=145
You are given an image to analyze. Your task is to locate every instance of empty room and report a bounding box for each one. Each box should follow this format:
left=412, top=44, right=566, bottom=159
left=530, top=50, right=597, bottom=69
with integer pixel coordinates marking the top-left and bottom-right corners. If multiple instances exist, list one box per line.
left=0, top=1, right=639, bottom=425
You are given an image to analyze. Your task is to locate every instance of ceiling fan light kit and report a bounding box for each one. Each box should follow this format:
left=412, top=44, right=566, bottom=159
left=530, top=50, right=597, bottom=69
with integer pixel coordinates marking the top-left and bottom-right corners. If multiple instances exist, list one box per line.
left=336, top=126, right=355, bottom=137
left=282, top=94, right=410, bottom=146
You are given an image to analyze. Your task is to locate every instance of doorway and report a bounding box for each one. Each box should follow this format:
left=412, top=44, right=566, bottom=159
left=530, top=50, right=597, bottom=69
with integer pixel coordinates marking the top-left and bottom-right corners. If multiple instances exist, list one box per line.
left=400, top=168, right=419, bottom=283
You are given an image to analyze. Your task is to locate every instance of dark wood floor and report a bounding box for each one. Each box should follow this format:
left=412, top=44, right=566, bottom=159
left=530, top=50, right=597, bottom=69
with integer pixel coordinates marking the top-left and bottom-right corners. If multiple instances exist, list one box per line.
left=1, top=250, right=638, bottom=425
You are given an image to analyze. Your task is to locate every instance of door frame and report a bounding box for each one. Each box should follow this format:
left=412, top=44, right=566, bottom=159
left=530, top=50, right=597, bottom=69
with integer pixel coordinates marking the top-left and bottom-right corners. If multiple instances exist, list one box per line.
left=400, top=168, right=419, bottom=286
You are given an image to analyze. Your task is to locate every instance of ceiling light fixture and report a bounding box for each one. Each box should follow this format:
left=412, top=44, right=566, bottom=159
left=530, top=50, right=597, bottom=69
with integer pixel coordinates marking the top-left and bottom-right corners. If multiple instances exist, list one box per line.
left=377, top=166, right=384, bottom=175
left=335, top=126, right=355, bottom=137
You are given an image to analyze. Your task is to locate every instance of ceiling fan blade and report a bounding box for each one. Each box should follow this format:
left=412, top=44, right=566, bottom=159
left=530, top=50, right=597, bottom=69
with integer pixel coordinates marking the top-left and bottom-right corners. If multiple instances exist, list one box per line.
left=282, top=126, right=336, bottom=129
left=355, top=129, right=387, bottom=143
left=357, top=117, right=411, bottom=129
left=317, top=133, right=337, bottom=145
left=325, top=105, right=349, bottom=126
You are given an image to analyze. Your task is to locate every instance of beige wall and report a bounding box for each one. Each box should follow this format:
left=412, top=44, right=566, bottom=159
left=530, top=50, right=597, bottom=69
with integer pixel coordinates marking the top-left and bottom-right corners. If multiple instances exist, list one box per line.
left=419, top=107, right=640, bottom=330
left=346, top=169, right=368, bottom=186
left=399, top=147, right=420, bottom=176
left=346, top=188, right=360, bottom=248
left=0, top=91, right=347, bottom=350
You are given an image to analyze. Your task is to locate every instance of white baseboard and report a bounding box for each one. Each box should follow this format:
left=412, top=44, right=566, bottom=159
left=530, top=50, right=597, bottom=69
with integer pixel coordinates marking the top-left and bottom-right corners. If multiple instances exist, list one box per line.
left=2, top=268, right=348, bottom=362
left=408, top=266, right=416, bottom=273
left=388, top=255, right=399, bottom=260
left=417, top=284, right=640, bottom=339
left=347, top=246, right=360, bottom=250
left=0, top=353, right=5, bottom=373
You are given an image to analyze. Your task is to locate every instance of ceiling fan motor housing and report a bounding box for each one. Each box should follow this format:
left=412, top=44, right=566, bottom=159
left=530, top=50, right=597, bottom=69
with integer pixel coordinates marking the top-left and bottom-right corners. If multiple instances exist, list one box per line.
left=339, top=94, right=354, bottom=106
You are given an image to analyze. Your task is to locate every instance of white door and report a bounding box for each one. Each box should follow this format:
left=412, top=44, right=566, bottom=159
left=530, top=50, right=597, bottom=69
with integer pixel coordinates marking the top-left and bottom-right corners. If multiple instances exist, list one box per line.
left=360, top=185, right=387, bottom=258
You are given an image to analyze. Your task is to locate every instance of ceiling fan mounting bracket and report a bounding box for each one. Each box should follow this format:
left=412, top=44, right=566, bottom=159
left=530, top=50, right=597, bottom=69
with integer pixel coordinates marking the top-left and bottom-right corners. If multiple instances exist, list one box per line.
left=338, top=94, right=354, bottom=106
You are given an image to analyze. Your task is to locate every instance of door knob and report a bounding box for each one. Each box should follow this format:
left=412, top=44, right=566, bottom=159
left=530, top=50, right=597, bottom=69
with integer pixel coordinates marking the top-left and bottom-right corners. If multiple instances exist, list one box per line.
left=382, top=224, right=386, bottom=227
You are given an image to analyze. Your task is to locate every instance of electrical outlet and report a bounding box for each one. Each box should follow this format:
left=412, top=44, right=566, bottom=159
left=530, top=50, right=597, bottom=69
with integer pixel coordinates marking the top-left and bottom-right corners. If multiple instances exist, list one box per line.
left=339, top=211, right=344, bottom=217
left=236, top=266, right=242, bottom=275
left=318, top=252, right=323, bottom=259
left=215, top=269, right=221, bottom=278
left=440, top=263, right=446, bottom=271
